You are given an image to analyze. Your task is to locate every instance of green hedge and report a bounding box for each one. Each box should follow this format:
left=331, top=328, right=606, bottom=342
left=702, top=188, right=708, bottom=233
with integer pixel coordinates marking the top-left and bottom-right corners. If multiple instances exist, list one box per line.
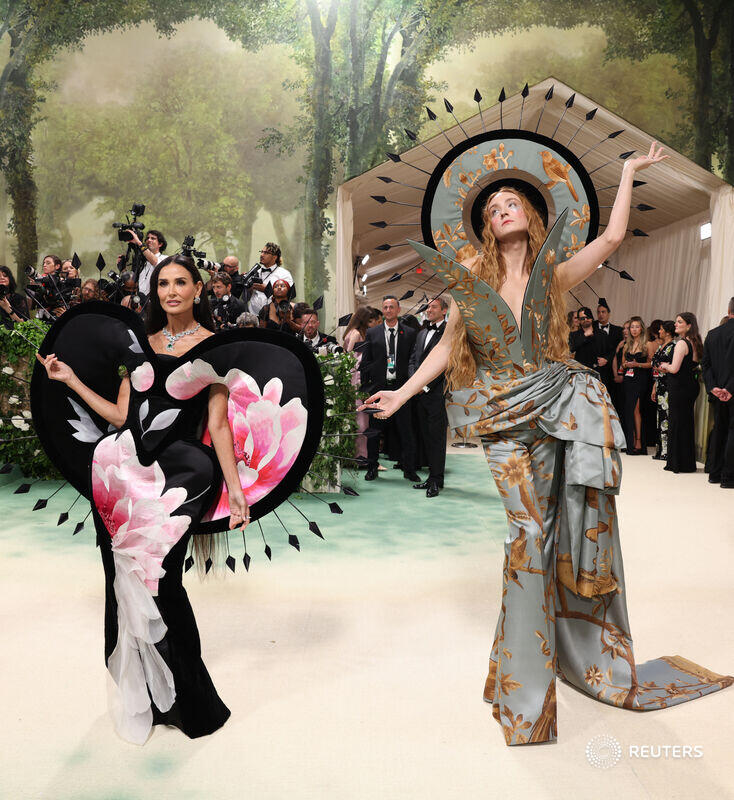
left=1, top=322, right=357, bottom=489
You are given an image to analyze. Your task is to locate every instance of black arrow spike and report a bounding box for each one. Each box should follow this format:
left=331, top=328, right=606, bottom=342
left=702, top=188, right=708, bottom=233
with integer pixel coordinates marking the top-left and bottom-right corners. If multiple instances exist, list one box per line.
left=385, top=152, right=432, bottom=176
left=341, top=485, right=359, bottom=496
left=404, top=128, right=440, bottom=159
left=204, top=557, right=213, bottom=573
left=57, top=512, right=69, bottom=526
left=370, top=221, right=420, bottom=229
left=370, top=221, right=387, bottom=228
left=596, top=179, right=647, bottom=191
left=258, top=519, right=272, bottom=560
left=474, top=89, right=486, bottom=132
left=371, top=195, right=421, bottom=208
left=376, top=175, right=425, bottom=191
left=588, top=150, right=636, bottom=175
left=286, top=534, right=299, bottom=551
left=518, top=82, right=529, bottom=128
left=551, top=93, right=575, bottom=139
left=578, top=129, right=625, bottom=160
left=425, top=106, right=453, bottom=147
left=328, top=502, right=343, bottom=514
left=32, top=498, right=47, bottom=511
left=399, top=290, right=414, bottom=301
left=312, top=295, right=324, bottom=311
left=498, top=87, right=506, bottom=129
left=386, top=273, right=401, bottom=283
left=96, top=253, right=106, bottom=272
left=308, top=521, right=324, bottom=539
left=534, top=84, right=554, bottom=133
left=567, top=107, right=598, bottom=147
left=243, top=552, right=252, bottom=571
left=71, top=252, right=81, bottom=269
left=226, top=555, right=236, bottom=573
left=444, top=97, right=469, bottom=138
left=73, top=521, right=85, bottom=535
left=631, top=228, right=648, bottom=237
left=620, top=270, right=635, bottom=280
left=14, top=483, right=31, bottom=494
left=635, top=203, right=655, bottom=211
left=375, top=243, right=411, bottom=252
left=184, top=555, right=195, bottom=572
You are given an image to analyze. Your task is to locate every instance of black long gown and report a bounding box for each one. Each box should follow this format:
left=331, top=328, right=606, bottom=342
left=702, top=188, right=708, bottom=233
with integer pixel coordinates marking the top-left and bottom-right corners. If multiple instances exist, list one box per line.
left=622, top=350, right=651, bottom=452
left=31, top=302, right=323, bottom=744
left=666, top=339, right=700, bottom=473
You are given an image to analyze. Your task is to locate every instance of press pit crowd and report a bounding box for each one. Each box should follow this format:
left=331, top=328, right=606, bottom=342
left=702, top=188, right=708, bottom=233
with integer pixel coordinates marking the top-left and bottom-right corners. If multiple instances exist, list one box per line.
left=1, top=237, right=732, bottom=497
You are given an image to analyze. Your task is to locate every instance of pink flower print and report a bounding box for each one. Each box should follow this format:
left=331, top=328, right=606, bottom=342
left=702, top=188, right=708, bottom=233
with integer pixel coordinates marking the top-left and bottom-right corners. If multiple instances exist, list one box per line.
left=130, top=361, right=154, bottom=392
left=92, top=430, right=191, bottom=593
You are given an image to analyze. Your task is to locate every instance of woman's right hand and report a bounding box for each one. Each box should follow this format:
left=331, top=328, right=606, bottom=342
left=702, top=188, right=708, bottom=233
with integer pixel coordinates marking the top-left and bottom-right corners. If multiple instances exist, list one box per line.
left=359, top=390, right=404, bottom=419
left=36, top=352, right=75, bottom=385
left=0, top=296, right=12, bottom=313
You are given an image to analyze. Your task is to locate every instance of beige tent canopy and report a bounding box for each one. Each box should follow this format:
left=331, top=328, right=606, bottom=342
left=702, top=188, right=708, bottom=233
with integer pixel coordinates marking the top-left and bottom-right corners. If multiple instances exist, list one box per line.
left=335, top=77, right=733, bottom=334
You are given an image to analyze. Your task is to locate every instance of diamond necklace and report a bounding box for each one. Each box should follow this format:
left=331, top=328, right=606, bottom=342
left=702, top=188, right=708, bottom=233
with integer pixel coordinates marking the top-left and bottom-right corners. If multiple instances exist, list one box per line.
left=162, top=323, right=201, bottom=351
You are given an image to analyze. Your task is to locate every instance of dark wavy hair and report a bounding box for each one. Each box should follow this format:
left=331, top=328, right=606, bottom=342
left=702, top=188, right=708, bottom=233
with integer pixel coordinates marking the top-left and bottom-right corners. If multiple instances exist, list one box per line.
left=145, top=254, right=214, bottom=334
left=146, top=229, right=167, bottom=252
left=0, top=265, right=18, bottom=293
left=660, top=320, right=676, bottom=337
left=676, top=311, right=703, bottom=361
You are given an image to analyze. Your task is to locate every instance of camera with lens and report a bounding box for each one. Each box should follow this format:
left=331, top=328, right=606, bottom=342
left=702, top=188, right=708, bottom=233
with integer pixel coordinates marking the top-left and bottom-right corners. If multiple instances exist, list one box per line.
left=0, top=283, right=9, bottom=298
left=112, top=202, right=146, bottom=243
left=181, top=235, right=206, bottom=260
left=24, top=265, right=69, bottom=313
left=197, top=258, right=223, bottom=272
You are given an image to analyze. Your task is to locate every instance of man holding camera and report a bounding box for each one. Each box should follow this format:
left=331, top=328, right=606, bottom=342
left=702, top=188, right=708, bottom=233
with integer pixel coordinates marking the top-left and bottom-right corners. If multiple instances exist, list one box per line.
left=128, top=229, right=167, bottom=296
left=248, top=243, right=294, bottom=316
left=210, top=272, right=247, bottom=330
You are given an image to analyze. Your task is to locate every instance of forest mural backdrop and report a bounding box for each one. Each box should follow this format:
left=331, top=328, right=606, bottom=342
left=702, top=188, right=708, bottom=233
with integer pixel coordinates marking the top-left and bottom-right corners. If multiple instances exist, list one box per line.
left=0, top=0, right=730, bottom=315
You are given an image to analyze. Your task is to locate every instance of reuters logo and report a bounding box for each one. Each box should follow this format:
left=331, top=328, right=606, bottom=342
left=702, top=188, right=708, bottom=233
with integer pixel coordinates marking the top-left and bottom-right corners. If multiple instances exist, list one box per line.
left=586, top=734, right=622, bottom=769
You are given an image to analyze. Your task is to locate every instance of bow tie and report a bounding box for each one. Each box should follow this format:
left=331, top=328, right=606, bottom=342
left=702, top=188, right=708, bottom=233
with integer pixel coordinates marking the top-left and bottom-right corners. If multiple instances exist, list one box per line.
left=427, top=323, right=440, bottom=331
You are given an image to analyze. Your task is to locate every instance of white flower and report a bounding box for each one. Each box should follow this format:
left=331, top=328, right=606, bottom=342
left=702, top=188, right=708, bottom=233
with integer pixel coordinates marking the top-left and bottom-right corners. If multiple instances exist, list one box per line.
left=323, top=375, right=335, bottom=386
left=33, top=449, right=40, bottom=456
left=11, top=415, right=29, bottom=431
left=8, top=395, right=19, bottom=405
left=2, top=366, right=14, bottom=375
left=22, top=410, right=31, bottom=418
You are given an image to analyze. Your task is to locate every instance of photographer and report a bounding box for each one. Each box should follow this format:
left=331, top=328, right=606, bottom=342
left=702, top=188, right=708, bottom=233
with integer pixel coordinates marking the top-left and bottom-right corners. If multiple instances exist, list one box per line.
left=248, top=243, right=294, bottom=316
left=294, top=307, right=340, bottom=352
left=80, top=279, right=101, bottom=303
left=118, top=271, right=147, bottom=314
left=261, top=278, right=299, bottom=333
left=210, top=271, right=247, bottom=330
left=0, top=265, right=30, bottom=328
left=127, top=229, right=167, bottom=296
left=26, top=254, right=66, bottom=319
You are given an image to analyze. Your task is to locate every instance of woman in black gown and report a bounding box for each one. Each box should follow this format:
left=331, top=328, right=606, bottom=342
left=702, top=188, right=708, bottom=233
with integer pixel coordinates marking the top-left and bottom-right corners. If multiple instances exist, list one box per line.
left=651, top=320, right=676, bottom=460
left=33, top=255, right=322, bottom=744
left=660, top=312, right=703, bottom=473
left=620, top=316, right=655, bottom=454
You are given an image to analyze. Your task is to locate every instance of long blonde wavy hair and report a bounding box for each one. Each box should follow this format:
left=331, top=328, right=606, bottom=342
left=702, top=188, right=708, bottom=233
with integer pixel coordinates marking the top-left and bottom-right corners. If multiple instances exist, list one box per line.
left=446, top=187, right=571, bottom=390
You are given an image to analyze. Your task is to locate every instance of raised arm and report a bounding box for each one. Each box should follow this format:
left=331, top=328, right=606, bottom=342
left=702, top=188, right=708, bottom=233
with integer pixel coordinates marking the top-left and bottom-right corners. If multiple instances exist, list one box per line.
left=361, top=296, right=459, bottom=418
left=36, top=352, right=130, bottom=428
left=207, top=384, right=249, bottom=531
left=555, top=142, right=668, bottom=292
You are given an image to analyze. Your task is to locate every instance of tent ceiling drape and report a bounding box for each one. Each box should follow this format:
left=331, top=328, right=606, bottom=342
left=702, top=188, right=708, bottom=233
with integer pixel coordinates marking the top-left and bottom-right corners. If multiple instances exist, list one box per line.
left=335, top=77, right=731, bottom=329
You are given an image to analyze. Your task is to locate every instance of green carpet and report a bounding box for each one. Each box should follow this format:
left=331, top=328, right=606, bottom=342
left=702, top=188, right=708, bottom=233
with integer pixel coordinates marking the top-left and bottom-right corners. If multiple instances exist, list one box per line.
left=0, top=451, right=508, bottom=568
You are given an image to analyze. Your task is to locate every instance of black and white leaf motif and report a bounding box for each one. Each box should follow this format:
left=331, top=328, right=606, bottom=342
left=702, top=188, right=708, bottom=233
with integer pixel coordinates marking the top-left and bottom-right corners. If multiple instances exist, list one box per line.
left=144, top=408, right=180, bottom=435
left=139, top=399, right=150, bottom=426
left=127, top=329, right=143, bottom=354
left=67, top=397, right=105, bottom=443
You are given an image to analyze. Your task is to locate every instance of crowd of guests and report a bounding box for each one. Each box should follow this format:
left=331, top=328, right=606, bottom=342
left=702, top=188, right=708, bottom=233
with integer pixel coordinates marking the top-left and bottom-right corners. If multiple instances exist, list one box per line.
left=566, top=297, right=734, bottom=488
left=3, top=243, right=731, bottom=493
left=343, top=295, right=450, bottom=498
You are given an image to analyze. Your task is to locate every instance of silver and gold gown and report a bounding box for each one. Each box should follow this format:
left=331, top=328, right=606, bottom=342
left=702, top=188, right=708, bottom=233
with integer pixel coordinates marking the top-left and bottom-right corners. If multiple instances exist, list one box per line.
left=410, top=214, right=732, bottom=746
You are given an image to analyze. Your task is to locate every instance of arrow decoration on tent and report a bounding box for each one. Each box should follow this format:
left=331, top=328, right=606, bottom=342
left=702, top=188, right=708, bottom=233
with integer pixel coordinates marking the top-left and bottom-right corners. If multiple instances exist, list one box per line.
left=474, top=89, right=486, bottom=132
left=425, top=105, right=454, bottom=148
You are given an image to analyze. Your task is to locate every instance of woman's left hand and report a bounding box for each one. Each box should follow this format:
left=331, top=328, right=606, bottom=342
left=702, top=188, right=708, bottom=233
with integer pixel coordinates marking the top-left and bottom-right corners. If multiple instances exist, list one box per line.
left=626, top=141, right=668, bottom=173
left=0, top=296, right=12, bottom=313
left=228, top=489, right=250, bottom=531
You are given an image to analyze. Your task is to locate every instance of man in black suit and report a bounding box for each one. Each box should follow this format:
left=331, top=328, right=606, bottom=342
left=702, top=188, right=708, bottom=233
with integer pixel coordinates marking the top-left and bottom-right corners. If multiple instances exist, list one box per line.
left=359, top=295, right=419, bottom=482
left=294, top=307, right=340, bottom=351
left=596, top=298, right=624, bottom=411
left=409, top=297, right=449, bottom=497
left=569, top=307, right=605, bottom=369
left=702, top=297, right=734, bottom=488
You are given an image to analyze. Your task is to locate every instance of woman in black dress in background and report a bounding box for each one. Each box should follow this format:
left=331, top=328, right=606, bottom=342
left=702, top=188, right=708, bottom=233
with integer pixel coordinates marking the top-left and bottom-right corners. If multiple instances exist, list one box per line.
left=660, top=312, right=703, bottom=473
left=651, top=320, right=676, bottom=460
left=621, top=316, right=655, bottom=453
